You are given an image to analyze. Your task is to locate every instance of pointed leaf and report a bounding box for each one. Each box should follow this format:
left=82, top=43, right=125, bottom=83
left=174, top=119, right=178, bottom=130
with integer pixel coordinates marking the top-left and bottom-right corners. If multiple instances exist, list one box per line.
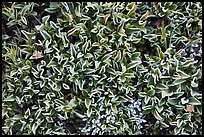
left=115, top=50, right=121, bottom=62
left=87, top=108, right=92, bottom=117
left=167, top=98, right=179, bottom=105
left=85, top=98, right=91, bottom=109
left=153, top=109, right=163, bottom=120
left=189, top=97, right=201, bottom=105
left=84, top=53, right=93, bottom=59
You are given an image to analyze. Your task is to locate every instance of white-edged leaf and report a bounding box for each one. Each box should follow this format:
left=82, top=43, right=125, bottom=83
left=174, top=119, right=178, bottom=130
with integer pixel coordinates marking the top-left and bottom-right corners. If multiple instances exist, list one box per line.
left=123, top=73, right=135, bottom=78
left=102, top=53, right=111, bottom=62
left=176, top=70, right=190, bottom=79
left=35, top=24, right=44, bottom=31
left=85, top=98, right=91, bottom=109
left=4, top=95, right=15, bottom=102
left=115, top=50, right=121, bottom=62
left=167, top=98, right=179, bottom=105
left=131, top=52, right=141, bottom=60
left=32, top=122, right=38, bottom=135
left=189, top=97, right=201, bottom=105
left=153, top=109, right=163, bottom=120
left=21, top=30, right=32, bottom=39
left=21, top=16, right=27, bottom=25
left=53, top=132, right=66, bottom=135
left=40, top=30, right=51, bottom=40
left=161, top=90, right=173, bottom=98
left=87, top=108, right=92, bottom=117
left=84, top=53, right=93, bottom=59
left=74, top=111, right=85, bottom=118
left=35, top=109, right=42, bottom=119
left=127, top=61, right=140, bottom=69
left=62, top=83, right=70, bottom=89
left=42, top=15, right=50, bottom=24
left=111, top=104, right=117, bottom=112
left=171, top=79, right=186, bottom=86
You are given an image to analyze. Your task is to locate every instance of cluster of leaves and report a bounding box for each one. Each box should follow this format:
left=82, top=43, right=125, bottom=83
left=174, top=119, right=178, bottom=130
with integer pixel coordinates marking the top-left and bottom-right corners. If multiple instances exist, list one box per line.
left=2, top=2, right=202, bottom=135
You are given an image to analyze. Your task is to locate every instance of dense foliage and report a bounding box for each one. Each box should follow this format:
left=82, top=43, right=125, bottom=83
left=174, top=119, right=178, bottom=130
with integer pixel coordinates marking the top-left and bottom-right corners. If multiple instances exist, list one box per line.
left=2, top=2, right=202, bottom=135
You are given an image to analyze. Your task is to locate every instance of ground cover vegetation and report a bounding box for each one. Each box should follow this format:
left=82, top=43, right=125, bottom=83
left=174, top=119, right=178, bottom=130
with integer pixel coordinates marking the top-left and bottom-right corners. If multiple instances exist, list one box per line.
left=2, top=2, right=202, bottom=135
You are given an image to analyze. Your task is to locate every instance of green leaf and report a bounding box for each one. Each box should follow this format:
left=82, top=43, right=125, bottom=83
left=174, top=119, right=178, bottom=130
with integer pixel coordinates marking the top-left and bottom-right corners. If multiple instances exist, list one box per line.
left=45, top=7, right=58, bottom=13
left=78, top=79, right=85, bottom=90
left=67, top=2, right=75, bottom=15
left=174, top=127, right=181, bottom=135
left=188, top=97, right=201, bottom=105
left=161, top=17, right=166, bottom=40
left=114, top=50, right=121, bottom=62
left=140, top=10, right=149, bottom=21
left=191, top=77, right=198, bottom=87
left=161, top=90, right=173, bottom=98
left=50, top=21, right=59, bottom=29
left=177, top=119, right=183, bottom=127
left=35, top=24, right=44, bottom=31
left=176, top=70, right=190, bottom=79
left=131, top=52, right=141, bottom=60
left=143, top=108, right=152, bottom=114
left=159, top=98, right=166, bottom=106
left=99, top=65, right=106, bottom=74
left=134, top=23, right=147, bottom=34
left=85, top=98, right=91, bottom=109
left=144, top=96, right=150, bottom=104
left=161, top=121, right=169, bottom=128
left=118, top=96, right=128, bottom=102
left=32, top=122, right=38, bottom=135
left=196, top=105, right=202, bottom=114
left=68, top=98, right=77, bottom=108
left=121, top=63, right=127, bottom=73
left=84, top=68, right=95, bottom=74
left=40, top=30, right=51, bottom=40
left=153, top=109, right=163, bottom=120
left=182, top=113, right=190, bottom=120
left=172, top=91, right=184, bottom=98
left=70, top=44, right=77, bottom=57
left=123, top=73, right=135, bottom=78
left=168, top=4, right=178, bottom=10
left=157, top=46, right=164, bottom=59
left=42, top=15, right=50, bottom=25
left=4, top=95, right=15, bottom=102
left=118, top=20, right=127, bottom=37
left=111, top=104, right=117, bottom=112
left=148, top=89, right=155, bottom=97
left=102, top=53, right=111, bottom=62
left=53, top=132, right=66, bottom=135
left=167, top=98, right=179, bottom=105
left=2, top=34, right=10, bottom=40
left=127, top=2, right=137, bottom=16
left=75, top=4, right=81, bottom=17
left=131, top=38, right=141, bottom=44
left=143, top=34, right=157, bottom=41
left=35, top=109, right=42, bottom=119
left=171, top=79, right=186, bottom=86
left=104, top=14, right=110, bottom=24
left=68, top=27, right=80, bottom=36
left=74, top=111, right=85, bottom=118
left=156, top=83, right=168, bottom=90
left=155, top=105, right=163, bottom=113
left=127, top=61, right=141, bottom=69
left=62, top=83, right=70, bottom=90
left=87, top=108, right=92, bottom=117
left=21, top=16, right=27, bottom=25
left=84, top=53, right=93, bottom=59
left=21, top=30, right=32, bottom=39
left=82, top=40, right=91, bottom=53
